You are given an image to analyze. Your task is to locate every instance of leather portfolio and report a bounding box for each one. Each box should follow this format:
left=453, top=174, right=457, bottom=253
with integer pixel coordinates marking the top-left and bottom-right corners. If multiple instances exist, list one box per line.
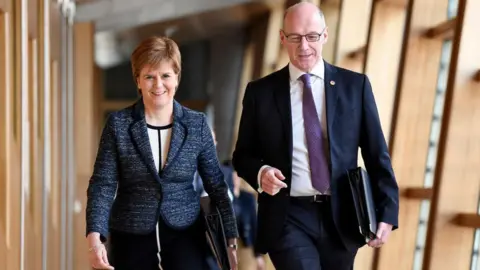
left=200, top=196, right=231, bottom=270
left=347, top=167, right=377, bottom=241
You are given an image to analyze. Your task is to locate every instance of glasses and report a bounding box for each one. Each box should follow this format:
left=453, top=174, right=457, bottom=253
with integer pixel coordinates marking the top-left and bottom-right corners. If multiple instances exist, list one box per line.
left=282, top=28, right=326, bottom=43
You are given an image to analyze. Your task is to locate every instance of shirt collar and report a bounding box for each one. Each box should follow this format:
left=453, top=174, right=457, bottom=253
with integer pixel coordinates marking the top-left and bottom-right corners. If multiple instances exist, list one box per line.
left=288, top=58, right=325, bottom=82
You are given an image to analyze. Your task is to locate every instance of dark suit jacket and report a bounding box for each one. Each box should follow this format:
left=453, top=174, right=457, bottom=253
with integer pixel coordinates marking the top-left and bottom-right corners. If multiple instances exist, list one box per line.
left=86, top=99, right=238, bottom=241
left=232, top=62, right=399, bottom=253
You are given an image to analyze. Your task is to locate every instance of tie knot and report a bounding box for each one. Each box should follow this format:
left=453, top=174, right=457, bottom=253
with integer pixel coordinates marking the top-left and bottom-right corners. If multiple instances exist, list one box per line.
left=300, top=73, right=312, bottom=87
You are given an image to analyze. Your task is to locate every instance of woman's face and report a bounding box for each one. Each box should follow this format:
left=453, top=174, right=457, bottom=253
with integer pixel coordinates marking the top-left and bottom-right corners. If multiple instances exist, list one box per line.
left=137, top=60, right=179, bottom=109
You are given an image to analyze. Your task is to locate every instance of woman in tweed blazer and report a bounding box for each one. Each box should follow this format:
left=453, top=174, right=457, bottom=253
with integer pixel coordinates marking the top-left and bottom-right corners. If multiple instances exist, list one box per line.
left=86, top=36, right=238, bottom=270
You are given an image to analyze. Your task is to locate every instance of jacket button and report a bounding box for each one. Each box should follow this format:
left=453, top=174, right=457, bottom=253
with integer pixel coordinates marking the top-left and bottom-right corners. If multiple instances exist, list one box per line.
left=156, top=192, right=162, bottom=200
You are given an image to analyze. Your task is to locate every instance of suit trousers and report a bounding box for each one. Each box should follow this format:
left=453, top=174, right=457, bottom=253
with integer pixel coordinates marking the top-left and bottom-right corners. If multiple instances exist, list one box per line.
left=268, top=197, right=357, bottom=270
left=110, top=215, right=215, bottom=270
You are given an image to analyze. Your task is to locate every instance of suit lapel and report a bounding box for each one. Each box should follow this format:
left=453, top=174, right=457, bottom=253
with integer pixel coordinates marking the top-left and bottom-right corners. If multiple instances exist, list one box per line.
left=162, top=101, right=187, bottom=174
left=274, top=65, right=293, bottom=162
left=324, top=61, right=339, bottom=133
left=130, top=100, right=162, bottom=182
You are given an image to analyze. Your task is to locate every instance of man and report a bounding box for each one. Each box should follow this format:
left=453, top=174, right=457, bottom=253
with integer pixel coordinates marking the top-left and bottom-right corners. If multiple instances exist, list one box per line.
left=232, top=2, right=399, bottom=270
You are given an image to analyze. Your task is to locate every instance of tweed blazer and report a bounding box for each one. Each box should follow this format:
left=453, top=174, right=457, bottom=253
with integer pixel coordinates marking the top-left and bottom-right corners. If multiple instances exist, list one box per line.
left=86, top=99, right=238, bottom=241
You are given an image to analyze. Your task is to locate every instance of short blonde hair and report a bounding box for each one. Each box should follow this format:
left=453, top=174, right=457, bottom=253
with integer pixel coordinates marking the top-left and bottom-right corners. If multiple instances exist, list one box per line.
left=130, top=36, right=182, bottom=94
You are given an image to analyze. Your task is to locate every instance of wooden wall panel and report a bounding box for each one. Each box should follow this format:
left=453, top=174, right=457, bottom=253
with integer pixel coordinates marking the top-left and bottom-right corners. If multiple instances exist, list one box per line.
left=73, top=22, right=96, bottom=270
left=334, top=0, right=371, bottom=72
left=8, top=0, right=26, bottom=269
left=0, top=0, right=11, bottom=14
left=350, top=2, right=406, bottom=269
left=25, top=37, right=41, bottom=270
left=231, top=43, right=254, bottom=155
left=335, top=1, right=373, bottom=268
left=250, top=3, right=285, bottom=79
left=27, top=0, right=37, bottom=38
left=364, top=1, right=406, bottom=140
left=360, top=4, right=406, bottom=268
left=375, top=0, right=449, bottom=269
left=321, top=0, right=341, bottom=63
left=424, top=0, right=480, bottom=269
left=260, top=3, right=284, bottom=77
left=48, top=59, right=61, bottom=270
left=0, top=10, right=11, bottom=270
left=0, top=0, right=63, bottom=268
left=48, top=3, right=62, bottom=270
left=4, top=7, right=14, bottom=269
left=50, top=5, right=60, bottom=62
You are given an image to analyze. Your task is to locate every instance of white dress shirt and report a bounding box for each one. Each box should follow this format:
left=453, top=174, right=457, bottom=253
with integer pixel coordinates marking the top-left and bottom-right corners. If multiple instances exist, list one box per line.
left=258, top=60, right=330, bottom=196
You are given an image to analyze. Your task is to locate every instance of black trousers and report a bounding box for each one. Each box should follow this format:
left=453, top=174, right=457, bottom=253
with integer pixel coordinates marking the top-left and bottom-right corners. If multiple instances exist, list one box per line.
left=110, top=215, right=214, bottom=270
left=268, top=197, right=357, bottom=270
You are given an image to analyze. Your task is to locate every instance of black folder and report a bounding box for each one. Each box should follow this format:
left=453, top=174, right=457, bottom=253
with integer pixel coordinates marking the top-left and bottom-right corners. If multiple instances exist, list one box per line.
left=200, top=196, right=231, bottom=270
left=347, top=167, right=377, bottom=241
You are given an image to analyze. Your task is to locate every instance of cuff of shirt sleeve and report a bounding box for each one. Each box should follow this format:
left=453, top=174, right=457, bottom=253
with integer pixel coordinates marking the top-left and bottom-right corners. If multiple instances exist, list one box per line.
left=257, top=165, right=271, bottom=193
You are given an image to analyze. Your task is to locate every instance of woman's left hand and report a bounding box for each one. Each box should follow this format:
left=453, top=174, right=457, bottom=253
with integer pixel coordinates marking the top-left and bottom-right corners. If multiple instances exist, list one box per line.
left=227, top=246, right=238, bottom=270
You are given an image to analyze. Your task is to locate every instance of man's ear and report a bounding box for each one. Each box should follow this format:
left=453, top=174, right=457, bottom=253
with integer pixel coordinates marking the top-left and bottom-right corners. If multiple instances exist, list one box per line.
left=322, top=27, right=329, bottom=44
left=280, top=30, right=286, bottom=45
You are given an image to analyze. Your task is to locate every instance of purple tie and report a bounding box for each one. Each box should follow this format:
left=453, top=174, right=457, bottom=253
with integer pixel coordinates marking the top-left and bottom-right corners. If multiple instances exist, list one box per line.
left=301, top=73, right=330, bottom=193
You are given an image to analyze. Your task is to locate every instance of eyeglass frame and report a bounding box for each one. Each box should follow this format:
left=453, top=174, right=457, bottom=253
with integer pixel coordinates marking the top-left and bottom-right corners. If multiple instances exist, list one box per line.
left=281, top=27, right=327, bottom=43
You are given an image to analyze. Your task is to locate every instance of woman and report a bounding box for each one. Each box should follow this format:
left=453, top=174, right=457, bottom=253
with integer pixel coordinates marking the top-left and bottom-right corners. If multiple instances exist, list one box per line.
left=85, top=36, right=238, bottom=270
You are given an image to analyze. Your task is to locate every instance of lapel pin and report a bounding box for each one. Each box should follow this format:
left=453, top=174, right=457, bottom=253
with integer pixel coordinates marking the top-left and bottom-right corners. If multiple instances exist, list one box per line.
left=330, top=80, right=335, bottom=86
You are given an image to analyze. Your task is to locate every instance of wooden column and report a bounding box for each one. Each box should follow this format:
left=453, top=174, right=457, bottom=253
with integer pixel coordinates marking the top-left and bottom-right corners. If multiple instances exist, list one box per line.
left=423, top=0, right=480, bottom=269
left=375, top=0, right=449, bottom=269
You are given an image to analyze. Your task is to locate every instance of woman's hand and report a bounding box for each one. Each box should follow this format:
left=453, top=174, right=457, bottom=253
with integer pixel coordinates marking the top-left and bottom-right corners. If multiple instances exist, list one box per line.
left=87, top=233, right=114, bottom=270
left=227, top=246, right=238, bottom=270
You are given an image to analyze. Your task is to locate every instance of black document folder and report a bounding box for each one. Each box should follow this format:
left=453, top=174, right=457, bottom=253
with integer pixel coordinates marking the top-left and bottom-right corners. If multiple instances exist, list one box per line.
left=200, top=196, right=231, bottom=270
left=347, top=167, right=377, bottom=241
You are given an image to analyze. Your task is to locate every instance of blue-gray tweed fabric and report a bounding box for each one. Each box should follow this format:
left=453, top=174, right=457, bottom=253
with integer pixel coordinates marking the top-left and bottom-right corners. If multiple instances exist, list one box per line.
left=86, top=99, right=238, bottom=241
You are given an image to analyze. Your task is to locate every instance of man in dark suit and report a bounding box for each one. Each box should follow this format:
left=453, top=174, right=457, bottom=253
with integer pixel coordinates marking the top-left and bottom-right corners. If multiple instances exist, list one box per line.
left=232, top=2, right=399, bottom=270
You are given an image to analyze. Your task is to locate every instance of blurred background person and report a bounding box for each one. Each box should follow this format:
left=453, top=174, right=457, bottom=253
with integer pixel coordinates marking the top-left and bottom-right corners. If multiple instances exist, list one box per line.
left=195, top=156, right=266, bottom=270
left=227, top=160, right=266, bottom=270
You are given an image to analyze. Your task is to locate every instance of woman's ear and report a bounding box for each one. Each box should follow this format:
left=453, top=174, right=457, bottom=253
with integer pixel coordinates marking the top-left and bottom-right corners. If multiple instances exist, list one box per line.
left=136, top=76, right=140, bottom=88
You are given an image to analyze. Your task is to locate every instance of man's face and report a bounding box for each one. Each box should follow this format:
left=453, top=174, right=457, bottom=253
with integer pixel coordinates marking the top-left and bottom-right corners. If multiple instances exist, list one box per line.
left=280, top=7, right=328, bottom=72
